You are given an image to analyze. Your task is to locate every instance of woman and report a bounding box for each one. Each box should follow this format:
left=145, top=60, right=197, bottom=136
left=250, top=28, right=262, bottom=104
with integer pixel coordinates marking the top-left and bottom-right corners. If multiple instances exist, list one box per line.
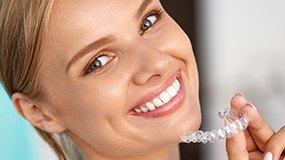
left=0, top=0, right=284, bottom=160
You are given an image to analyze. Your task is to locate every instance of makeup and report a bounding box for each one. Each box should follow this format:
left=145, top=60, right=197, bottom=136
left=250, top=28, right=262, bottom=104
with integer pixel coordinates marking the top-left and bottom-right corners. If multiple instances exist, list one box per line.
left=181, top=107, right=249, bottom=144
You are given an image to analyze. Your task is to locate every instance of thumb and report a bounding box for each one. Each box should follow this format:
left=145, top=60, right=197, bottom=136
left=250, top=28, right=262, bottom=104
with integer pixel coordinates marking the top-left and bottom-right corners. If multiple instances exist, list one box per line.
left=226, top=131, right=249, bottom=160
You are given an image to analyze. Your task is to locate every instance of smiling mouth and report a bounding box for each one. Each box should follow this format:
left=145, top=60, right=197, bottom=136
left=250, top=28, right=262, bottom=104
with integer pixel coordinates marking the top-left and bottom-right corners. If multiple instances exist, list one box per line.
left=133, top=79, right=180, bottom=113
left=129, top=71, right=185, bottom=118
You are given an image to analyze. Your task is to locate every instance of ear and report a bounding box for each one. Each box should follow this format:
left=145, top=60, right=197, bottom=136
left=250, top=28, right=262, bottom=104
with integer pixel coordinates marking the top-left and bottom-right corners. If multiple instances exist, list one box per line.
left=11, top=92, right=66, bottom=133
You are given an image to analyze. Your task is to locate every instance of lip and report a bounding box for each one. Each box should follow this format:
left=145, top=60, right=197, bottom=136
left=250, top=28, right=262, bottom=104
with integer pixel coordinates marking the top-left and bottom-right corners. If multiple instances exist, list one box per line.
left=129, top=70, right=185, bottom=118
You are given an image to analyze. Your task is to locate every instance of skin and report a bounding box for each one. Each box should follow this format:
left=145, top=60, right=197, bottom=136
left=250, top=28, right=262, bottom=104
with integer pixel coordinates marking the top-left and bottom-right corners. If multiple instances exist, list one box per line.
left=13, top=0, right=201, bottom=159
left=226, top=94, right=285, bottom=160
left=10, top=0, right=285, bottom=160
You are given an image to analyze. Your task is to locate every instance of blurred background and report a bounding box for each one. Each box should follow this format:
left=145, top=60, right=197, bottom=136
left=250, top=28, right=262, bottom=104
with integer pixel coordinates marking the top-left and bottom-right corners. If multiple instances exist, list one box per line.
left=1, top=0, right=285, bottom=159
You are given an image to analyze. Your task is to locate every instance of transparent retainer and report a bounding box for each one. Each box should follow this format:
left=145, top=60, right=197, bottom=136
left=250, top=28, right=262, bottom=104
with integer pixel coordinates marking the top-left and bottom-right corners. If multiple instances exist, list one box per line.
left=180, top=107, right=249, bottom=144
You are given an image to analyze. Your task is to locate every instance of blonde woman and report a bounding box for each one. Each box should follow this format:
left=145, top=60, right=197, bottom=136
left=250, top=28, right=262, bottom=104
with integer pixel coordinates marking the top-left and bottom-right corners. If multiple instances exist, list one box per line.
left=0, top=0, right=284, bottom=160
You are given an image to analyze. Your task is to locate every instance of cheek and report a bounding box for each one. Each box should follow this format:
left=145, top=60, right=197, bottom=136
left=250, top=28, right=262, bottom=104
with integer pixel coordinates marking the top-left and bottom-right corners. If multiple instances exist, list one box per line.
left=55, top=79, right=159, bottom=157
left=67, top=84, right=124, bottom=123
left=50, top=78, right=125, bottom=137
left=61, top=77, right=131, bottom=132
left=151, top=15, right=196, bottom=65
left=155, top=16, right=199, bottom=91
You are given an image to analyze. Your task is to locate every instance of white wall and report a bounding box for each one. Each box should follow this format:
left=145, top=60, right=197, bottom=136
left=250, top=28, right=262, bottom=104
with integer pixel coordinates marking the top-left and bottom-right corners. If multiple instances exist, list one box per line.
left=197, top=1, right=285, bottom=159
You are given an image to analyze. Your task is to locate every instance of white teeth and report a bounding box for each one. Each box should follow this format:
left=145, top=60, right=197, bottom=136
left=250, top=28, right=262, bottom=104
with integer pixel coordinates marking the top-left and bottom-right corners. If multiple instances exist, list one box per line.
left=159, top=92, right=171, bottom=103
left=146, top=102, right=156, bottom=111
left=140, top=106, right=149, bottom=113
left=166, top=86, right=177, bottom=98
left=134, top=108, right=142, bottom=113
left=175, top=79, right=180, bottom=87
left=133, top=78, right=181, bottom=113
left=152, top=98, right=164, bottom=107
left=173, top=81, right=180, bottom=91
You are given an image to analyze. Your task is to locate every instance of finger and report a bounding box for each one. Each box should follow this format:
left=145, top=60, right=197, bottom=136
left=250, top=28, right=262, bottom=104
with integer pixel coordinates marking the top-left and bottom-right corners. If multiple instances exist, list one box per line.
left=264, top=126, right=285, bottom=160
left=230, top=93, right=275, bottom=151
left=226, top=131, right=249, bottom=160
left=230, top=93, right=258, bottom=152
left=249, top=150, right=264, bottom=160
left=244, top=103, right=275, bottom=151
left=244, top=129, right=258, bottom=152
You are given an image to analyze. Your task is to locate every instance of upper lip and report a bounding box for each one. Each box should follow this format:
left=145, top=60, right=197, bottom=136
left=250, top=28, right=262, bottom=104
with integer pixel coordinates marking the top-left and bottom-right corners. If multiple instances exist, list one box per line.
left=129, top=70, right=180, bottom=112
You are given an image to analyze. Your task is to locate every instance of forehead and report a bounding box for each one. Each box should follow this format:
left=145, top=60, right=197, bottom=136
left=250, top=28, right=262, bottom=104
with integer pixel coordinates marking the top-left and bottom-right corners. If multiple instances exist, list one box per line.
left=48, top=0, right=147, bottom=37
left=43, top=0, right=153, bottom=60
left=48, top=0, right=134, bottom=41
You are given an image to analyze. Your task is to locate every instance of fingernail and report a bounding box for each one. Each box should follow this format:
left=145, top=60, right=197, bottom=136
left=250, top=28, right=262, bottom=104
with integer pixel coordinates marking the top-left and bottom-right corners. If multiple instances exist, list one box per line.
left=246, top=102, right=257, bottom=111
left=263, top=152, right=273, bottom=160
left=235, top=92, right=244, bottom=97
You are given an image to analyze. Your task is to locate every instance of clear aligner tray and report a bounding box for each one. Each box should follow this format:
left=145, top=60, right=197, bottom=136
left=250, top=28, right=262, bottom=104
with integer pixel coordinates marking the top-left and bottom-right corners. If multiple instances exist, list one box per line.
left=180, top=107, right=249, bottom=144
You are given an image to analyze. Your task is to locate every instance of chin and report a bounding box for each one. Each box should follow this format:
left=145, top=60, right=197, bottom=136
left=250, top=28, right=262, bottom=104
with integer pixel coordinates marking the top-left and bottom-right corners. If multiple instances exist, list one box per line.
left=157, top=101, right=201, bottom=144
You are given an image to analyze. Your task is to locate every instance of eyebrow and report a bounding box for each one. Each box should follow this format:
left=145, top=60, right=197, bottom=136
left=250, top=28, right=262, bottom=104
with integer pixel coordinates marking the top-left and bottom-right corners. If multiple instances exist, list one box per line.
left=65, top=35, right=116, bottom=73
left=66, top=0, right=153, bottom=74
left=134, top=0, right=153, bottom=19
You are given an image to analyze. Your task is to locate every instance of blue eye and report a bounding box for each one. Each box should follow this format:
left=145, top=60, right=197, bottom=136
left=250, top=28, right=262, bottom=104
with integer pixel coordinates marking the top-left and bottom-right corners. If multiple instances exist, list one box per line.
left=141, top=12, right=160, bottom=32
left=85, top=55, right=111, bottom=74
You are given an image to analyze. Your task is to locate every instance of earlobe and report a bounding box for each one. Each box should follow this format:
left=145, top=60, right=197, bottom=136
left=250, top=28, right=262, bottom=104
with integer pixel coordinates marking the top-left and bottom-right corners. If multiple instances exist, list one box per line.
left=11, top=92, right=66, bottom=133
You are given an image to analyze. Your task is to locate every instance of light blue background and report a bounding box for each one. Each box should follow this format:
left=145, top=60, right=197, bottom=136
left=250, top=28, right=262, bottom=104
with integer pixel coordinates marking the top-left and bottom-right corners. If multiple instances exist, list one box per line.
left=0, top=84, right=36, bottom=160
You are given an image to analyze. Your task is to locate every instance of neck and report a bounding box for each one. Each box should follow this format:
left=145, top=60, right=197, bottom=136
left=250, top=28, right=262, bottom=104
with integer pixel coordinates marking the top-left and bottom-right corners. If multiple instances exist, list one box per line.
left=87, top=144, right=180, bottom=160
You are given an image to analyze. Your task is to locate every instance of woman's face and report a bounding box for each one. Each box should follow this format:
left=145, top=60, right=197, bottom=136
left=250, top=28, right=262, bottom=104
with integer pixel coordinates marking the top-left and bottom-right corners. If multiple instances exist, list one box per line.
left=40, top=0, right=201, bottom=158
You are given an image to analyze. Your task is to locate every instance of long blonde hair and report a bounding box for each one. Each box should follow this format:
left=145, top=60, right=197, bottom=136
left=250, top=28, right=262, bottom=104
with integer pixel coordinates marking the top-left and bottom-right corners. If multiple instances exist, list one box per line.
left=0, top=1, right=85, bottom=159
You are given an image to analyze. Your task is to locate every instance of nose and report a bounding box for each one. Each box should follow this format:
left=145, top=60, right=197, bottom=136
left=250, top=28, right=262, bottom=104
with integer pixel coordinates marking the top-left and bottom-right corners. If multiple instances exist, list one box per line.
left=132, top=44, right=172, bottom=85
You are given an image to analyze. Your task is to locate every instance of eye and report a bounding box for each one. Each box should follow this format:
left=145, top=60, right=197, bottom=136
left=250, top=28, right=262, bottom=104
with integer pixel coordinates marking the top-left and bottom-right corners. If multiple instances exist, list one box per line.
left=85, top=54, right=112, bottom=75
left=140, top=11, right=161, bottom=33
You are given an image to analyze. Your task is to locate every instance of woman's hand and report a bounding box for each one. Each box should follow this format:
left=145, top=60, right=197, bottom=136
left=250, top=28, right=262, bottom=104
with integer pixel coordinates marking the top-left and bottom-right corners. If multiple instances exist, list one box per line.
left=225, top=93, right=285, bottom=160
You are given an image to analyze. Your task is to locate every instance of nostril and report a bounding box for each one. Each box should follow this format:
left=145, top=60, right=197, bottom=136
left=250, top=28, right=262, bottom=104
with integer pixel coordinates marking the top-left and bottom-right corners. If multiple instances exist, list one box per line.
left=133, top=74, right=159, bottom=86
left=153, top=73, right=161, bottom=77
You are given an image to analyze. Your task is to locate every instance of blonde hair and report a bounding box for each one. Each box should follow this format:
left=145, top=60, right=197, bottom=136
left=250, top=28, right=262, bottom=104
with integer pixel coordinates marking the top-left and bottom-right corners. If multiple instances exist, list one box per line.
left=0, top=0, right=85, bottom=159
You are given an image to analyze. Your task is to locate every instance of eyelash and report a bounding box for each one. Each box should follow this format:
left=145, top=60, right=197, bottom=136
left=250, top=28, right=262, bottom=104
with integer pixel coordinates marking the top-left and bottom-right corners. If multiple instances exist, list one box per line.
left=140, top=9, right=163, bottom=35
left=83, top=8, right=163, bottom=76
left=83, top=52, right=113, bottom=75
